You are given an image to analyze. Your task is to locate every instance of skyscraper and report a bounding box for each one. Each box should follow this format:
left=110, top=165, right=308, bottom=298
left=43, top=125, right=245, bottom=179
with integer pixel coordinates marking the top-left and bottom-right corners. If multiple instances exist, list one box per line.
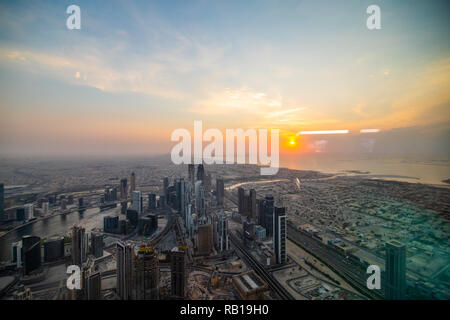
left=196, top=164, right=205, bottom=182
left=216, top=178, right=224, bottom=206
left=71, top=225, right=87, bottom=266
left=116, top=241, right=134, bottom=300
left=22, top=235, right=41, bottom=275
left=249, top=189, right=257, bottom=220
left=385, top=240, right=406, bottom=300
left=133, top=246, right=159, bottom=300
left=170, top=246, right=187, bottom=299
left=238, top=187, right=245, bottom=214
left=197, top=222, right=213, bottom=255
left=130, top=172, right=136, bottom=195
left=91, top=233, right=103, bottom=258
left=273, top=206, right=287, bottom=264
left=148, top=193, right=157, bottom=210
left=188, top=164, right=195, bottom=187
left=264, top=195, right=274, bottom=237
left=120, top=178, right=128, bottom=199
left=132, top=190, right=142, bottom=214
left=83, top=268, right=101, bottom=300
left=163, top=177, right=169, bottom=204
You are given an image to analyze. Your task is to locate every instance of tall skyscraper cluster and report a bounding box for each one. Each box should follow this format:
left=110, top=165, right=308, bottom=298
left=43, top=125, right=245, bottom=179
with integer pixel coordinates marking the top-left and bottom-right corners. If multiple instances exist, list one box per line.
left=116, top=241, right=187, bottom=300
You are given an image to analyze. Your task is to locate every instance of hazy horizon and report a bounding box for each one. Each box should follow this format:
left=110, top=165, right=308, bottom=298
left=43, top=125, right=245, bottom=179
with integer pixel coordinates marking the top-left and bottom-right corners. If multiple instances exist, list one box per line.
left=0, top=0, right=449, bottom=157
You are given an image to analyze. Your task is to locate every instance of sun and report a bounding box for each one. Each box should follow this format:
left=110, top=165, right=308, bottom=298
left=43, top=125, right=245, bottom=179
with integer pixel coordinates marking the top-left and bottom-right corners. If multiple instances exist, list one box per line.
left=289, top=140, right=295, bottom=146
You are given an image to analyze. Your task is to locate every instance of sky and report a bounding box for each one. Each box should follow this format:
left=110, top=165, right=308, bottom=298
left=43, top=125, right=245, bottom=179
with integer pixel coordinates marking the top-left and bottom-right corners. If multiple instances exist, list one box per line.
left=0, top=0, right=449, bottom=156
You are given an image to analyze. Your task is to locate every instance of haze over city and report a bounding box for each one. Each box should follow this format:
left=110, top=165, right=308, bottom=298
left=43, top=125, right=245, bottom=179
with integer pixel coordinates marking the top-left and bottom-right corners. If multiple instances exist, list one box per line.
left=0, top=0, right=449, bottom=157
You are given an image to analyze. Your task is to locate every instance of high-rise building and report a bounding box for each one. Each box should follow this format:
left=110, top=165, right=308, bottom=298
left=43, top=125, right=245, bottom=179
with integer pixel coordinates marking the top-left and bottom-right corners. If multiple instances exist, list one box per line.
left=11, top=241, right=23, bottom=268
left=238, top=187, right=245, bottom=214
left=116, top=241, right=134, bottom=300
left=263, top=195, right=274, bottom=237
left=22, top=235, right=41, bottom=275
left=0, top=183, right=4, bottom=223
left=257, top=199, right=265, bottom=226
left=78, top=197, right=85, bottom=209
left=83, top=266, right=101, bottom=300
left=176, top=179, right=185, bottom=215
left=133, top=246, right=159, bottom=300
left=24, top=204, right=34, bottom=221
left=170, top=246, right=187, bottom=299
left=249, top=189, right=257, bottom=220
left=148, top=193, right=157, bottom=210
left=197, top=222, right=213, bottom=255
left=385, top=240, right=406, bottom=300
left=138, top=215, right=158, bottom=236
left=163, top=177, right=169, bottom=204
left=44, top=236, right=65, bottom=262
left=243, top=219, right=255, bottom=247
left=273, top=207, right=287, bottom=264
left=197, top=164, right=205, bottom=182
left=130, top=172, right=136, bottom=194
left=132, top=190, right=142, bottom=214
left=120, top=178, right=128, bottom=199
left=216, top=178, right=224, bottom=206
left=91, top=233, right=103, bottom=258
left=71, top=225, right=88, bottom=266
left=103, top=215, right=119, bottom=233
left=195, top=181, right=205, bottom=217
left=188, top=164, right=195, bottom=187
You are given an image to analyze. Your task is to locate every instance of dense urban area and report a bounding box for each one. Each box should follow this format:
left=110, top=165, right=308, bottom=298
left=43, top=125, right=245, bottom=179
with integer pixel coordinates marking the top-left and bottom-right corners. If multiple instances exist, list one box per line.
left=0, top=157, right=448, bottom=300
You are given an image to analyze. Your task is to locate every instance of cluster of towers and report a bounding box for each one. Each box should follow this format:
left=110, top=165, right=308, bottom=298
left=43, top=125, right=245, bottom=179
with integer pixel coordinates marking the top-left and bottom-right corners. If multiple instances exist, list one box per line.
left=116, top=241, right=187, bottom=300
left=162, top=164, right=228, bottom=258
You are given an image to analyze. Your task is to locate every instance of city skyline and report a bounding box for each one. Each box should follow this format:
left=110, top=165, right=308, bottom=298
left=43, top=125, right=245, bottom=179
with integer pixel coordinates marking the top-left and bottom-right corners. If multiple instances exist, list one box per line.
left=0, top=0, right=449, bottom=156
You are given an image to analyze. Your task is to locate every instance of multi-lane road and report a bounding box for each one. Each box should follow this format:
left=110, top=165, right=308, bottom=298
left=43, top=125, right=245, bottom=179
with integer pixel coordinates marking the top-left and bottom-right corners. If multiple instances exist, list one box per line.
left=229, top=232, right=294, bottom=300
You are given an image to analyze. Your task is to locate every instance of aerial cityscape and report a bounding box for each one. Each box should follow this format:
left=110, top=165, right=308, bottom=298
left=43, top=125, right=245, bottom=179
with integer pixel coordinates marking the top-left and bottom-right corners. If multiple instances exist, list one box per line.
left=0, top=0, right=449, bottom=304
left=0, top=157, right=448, bottom=300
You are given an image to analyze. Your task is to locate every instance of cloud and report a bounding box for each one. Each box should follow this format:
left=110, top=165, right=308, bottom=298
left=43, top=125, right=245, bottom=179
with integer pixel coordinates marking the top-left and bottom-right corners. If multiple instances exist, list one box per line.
left=189, top=87, right=284, bottom=116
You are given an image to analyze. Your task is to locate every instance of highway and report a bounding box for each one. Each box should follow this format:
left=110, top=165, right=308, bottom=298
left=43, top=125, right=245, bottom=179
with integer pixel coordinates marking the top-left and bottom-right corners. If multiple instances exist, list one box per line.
left=229, top=232, right=294, bottom=300
left=287, top=224, right=384, bottom=300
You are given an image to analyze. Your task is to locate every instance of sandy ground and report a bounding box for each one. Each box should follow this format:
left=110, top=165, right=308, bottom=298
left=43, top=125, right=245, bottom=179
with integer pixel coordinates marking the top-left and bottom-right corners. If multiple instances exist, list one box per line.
left=287, top=239, right=359, bottom=294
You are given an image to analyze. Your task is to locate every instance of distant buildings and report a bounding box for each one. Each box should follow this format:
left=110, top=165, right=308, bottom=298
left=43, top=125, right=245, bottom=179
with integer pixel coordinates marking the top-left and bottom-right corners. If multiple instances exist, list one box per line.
left=188, top=164, right=195, bottom=187
left=163, top=177, right=169, bottom=204
left=116, top=241, right=134, bottom=300
left=148, top=193, right=157, bottom=210
left=170, top=246, right=187, bottom=299
left=120, top=178, right=128, bottom=199
left=196, top=164, right=205, bottom=182
left=216, top=178, right=224, bottom=206
left=273, top=206, right=287, bottom=264
left=385, top=240, right=406, bottom=300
